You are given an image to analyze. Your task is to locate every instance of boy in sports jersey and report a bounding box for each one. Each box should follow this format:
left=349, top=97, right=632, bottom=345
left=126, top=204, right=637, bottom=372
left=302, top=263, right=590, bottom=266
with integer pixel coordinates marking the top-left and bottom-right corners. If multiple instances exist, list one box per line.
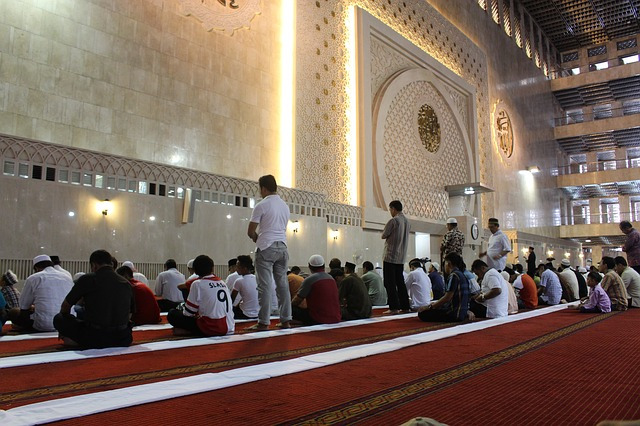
left=167, top=255, right=235, bottom=336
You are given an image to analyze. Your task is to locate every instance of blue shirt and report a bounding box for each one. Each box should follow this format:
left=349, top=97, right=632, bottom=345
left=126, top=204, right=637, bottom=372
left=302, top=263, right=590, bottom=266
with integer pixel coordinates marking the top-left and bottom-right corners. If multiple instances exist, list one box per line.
left=540, top=269, right=562, bottom=305
left=429, top=271, right=445, bottom=300
left=442, top=269, right=470, bottom=321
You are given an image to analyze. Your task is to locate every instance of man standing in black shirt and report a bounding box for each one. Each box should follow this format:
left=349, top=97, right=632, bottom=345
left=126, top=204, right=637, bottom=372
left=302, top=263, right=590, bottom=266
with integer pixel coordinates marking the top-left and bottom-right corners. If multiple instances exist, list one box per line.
left=526, top=246, right=537, bottom=278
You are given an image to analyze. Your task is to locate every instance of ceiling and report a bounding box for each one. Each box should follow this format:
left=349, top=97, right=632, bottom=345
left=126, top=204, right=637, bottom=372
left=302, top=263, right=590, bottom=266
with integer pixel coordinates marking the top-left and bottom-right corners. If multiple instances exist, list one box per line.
left=520, top=0, right=640, bottom=52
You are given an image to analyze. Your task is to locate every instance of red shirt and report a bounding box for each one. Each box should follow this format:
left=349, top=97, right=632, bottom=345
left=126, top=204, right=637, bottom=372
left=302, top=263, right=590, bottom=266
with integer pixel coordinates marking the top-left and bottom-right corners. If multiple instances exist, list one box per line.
left=130, top=279, right=161, bottom=325
left=298, top=272, right=341, bottom=324
left=518, top=274, right=538, bottom=309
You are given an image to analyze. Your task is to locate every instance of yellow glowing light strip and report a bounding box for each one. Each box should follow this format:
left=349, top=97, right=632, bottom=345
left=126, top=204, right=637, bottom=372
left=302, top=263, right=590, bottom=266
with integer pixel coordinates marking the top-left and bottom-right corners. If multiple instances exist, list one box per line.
left=279, top=0, right=295, bottom=188
left=345, top=5, right=358, bottom=205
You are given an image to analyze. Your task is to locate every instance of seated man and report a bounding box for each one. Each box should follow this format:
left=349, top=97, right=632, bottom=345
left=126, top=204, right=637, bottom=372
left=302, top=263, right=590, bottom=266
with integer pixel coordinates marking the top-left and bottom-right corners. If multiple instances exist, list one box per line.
left=558, top=259, right=579, bottom=302
left=231, top=255, right=259, bottom=320
left=287, top=268, right=307, bottom=309
left=469, top=260, right=509, bottom=319
left=418, top=253, right=470, bottom=322
left=599, top=256, right=628, bottom=311
left=404, top=259, right=431, bottom=310
left=614, top=256, right=640, bottom=308
left=167, top=255, right=235, bottom=336
left=54, top=250, right=134, bottom=348
left=361, top=261, right=387, bottom=306
left=0, top=292, right=7, bottom=330
left=291, top=255, right=341, bottom=325
left=224, top=258, right=240, bottom=292
left=155, top=259, right=186, bottom=312
left=9, top=255, right=73, bottom=332
left=330, top=268, right=372, bottom=321
left=427, top=262, right=445, bottom=300
left=116, top=266, right=161, bottom=326
left=537, top=263, right=562, bottom=306
left=509, top=267, right=538, bottom=309
left=577, top=271, right=611, bottom=313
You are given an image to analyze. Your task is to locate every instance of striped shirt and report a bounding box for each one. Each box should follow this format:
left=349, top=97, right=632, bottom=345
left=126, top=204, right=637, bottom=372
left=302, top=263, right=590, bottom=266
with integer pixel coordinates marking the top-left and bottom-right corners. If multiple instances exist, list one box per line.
left=1, top=285, right=20, bottom=309
left=601, top=270, right=628, bottom=311
left=382, top=212, right=410, bottom=264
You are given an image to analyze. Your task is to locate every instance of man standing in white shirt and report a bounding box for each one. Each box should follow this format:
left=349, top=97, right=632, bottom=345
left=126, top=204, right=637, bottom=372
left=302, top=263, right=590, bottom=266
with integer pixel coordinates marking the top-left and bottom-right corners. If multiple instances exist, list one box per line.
left=8, top=255, right=73, bottom=332
left=155, top=259, right=186, bottom=311
left=247, top=175, right=292, bottom=331
left=479, top=218, right=511, bottom=272
left=470, top=259, right=509, bottom=318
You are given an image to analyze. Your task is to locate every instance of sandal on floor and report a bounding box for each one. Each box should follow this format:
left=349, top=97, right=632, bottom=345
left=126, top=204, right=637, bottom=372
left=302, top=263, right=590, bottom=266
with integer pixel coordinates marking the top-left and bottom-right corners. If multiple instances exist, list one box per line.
left=246, top=323, right=270, bottom=331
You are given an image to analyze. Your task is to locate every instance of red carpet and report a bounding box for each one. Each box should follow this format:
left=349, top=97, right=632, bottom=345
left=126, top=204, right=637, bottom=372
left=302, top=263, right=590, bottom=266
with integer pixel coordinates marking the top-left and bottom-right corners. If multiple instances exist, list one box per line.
left=23, top=309, right=631, bottom=425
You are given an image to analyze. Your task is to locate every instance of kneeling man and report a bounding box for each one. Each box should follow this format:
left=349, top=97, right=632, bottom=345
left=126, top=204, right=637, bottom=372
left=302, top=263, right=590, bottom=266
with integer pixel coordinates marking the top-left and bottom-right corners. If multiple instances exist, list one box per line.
left=168, top=255, right=235, bottom=336
left=54, top=250, right=134, bottom=348
left=292, top=255, right=341, bottom=325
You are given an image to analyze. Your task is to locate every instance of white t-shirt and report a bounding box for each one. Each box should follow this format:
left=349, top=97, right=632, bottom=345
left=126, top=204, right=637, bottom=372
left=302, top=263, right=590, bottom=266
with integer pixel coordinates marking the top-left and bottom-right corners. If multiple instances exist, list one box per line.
left=250, top=194, right=290, bottom=251
left=20, top=267, right=74, bottom=331
left=184, top=275, right=235, bottom=335
left=404, top=268, right=432, bottom=309
left=53, top=265, right=73, bottom=280
left=225, top=271, right=240, bottom=292
left=480, top=268, right=509, bottom=318
left=155, top=268, right=186, bottom=302
left=559, top=268, right=579, bottom=300
left=487, top=229, right=511, bottom=271
left=233, top=274, right=259, bottom=318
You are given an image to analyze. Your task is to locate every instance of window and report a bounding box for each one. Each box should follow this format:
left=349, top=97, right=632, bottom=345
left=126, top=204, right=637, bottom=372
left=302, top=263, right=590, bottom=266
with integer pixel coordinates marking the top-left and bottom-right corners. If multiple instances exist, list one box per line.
left=589, top=61, right=608, bottom=71
left=604, top=204, right=620, bottom=224
left=581, top=205, right=591, bottom=225
left=571, top=67, right=580, bottom=75
left=3, top=160, right=15, bottom=176
left=620, top=54, right=639, bottom=65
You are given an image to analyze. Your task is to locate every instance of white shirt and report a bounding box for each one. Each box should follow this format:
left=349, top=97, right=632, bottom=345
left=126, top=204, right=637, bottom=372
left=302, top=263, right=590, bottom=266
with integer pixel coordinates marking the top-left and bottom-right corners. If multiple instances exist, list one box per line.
left=480, top=268, right=509, bottom=318
left=155, top=268, right=186, bottom=303
left=225, top=271, right=240, bottom=292
left=20, top=267, right=73, bottom=331
left=250, top=194, right=290, bottom=251
left=133, top=272, right=150, bottom=287
left=487, top=229, right=511, bottom=271
left=404, top=268, right=432, bottom=309
left=620, top=267, right=640, bottom=307
left=559, top=268, right=579, bottom=300
left=233, top=274, right=259, bottom=318
left=53, top=265, right=73, bottom=280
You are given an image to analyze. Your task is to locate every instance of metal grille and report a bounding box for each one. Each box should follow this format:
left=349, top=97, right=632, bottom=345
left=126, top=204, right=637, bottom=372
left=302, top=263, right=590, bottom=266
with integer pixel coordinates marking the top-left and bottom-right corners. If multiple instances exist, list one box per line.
left=588, top=45, right=607, bottom=57
left=617, top=38, right=638, bottom=50
left=563, top=51, right=579, bottom=62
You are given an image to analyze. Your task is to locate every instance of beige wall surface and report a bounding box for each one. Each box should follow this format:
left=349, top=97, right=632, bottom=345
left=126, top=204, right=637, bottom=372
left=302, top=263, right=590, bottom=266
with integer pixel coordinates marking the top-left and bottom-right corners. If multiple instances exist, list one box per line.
left=0, top=0, right=283, bottom=180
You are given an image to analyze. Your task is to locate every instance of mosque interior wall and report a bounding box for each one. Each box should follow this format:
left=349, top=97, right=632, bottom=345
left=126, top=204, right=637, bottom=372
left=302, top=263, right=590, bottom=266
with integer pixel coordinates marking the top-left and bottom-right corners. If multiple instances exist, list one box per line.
left=0, top=0, right=576, bottom=270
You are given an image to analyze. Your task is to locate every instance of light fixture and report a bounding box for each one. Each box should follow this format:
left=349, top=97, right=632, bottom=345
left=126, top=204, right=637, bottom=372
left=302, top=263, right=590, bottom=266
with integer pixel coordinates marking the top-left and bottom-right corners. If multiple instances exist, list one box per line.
left=527, top=166, right=541, bottom=174
left=522, top=247, right=529, bottom=254
left=99, top=199, right=112, bottom=216
left=290, top=220, right=300, bottom=233
left=579, top=253, right=584, bottom=258
left=68, top=211, right=75, bottom=217
left=564, top=252, right=570, bottom=258
left=585, top=239, right=591, bottom=243
left=464, top=187, right=475, bottom=195
left=149, top=216, right=156, bottom=221
left=226, top=214, right=232, bottom=219
left=547, top=250, right=554, bottom=256
left=330, top=229, right=339, bottom=240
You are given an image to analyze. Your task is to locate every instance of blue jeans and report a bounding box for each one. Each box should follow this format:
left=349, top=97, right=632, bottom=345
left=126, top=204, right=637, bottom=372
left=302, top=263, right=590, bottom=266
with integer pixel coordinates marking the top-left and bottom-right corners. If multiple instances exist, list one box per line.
left=255, top=241, right=291, bottom=325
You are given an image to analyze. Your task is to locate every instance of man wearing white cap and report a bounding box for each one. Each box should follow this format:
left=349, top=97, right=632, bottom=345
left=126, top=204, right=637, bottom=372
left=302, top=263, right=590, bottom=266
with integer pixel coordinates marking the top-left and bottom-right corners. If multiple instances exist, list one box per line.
left=558, top=258, right=579, bottom=302
left=427, top=262, right=446, bottom=300
left=122, top=261, right=149, bottom=287
left=441, top=218, right=465, bottom=260
left=291, top=255, right=341, bottom=325
left=8, top=255, right=73, bottom=332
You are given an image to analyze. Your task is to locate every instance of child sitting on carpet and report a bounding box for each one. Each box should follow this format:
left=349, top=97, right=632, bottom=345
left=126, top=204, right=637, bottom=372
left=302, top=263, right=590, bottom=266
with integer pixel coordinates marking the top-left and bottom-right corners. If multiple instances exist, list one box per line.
left=577, top=271, right=611, bottom=313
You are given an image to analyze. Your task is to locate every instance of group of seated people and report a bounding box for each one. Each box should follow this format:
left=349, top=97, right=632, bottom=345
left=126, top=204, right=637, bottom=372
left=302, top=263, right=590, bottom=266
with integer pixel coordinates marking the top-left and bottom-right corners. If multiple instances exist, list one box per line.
left=2, top=248, right=638, bottom=350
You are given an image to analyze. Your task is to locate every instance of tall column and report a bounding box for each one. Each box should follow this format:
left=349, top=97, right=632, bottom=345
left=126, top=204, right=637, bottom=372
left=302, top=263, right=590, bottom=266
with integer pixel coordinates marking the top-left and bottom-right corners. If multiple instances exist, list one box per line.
left=619, top=195, right=631, bottom=221
left=614, top=147, right=628, bottom=168
left=590, top=246, right=603, bottom=265
left=586, top=151, right=597, bottom=172
left=589, top=198, right=601, bottom=224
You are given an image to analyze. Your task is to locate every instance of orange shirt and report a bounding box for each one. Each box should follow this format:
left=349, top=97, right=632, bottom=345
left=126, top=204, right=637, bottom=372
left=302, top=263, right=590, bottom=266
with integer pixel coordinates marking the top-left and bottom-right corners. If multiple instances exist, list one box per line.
left=518, top=274, right=538, bottom=309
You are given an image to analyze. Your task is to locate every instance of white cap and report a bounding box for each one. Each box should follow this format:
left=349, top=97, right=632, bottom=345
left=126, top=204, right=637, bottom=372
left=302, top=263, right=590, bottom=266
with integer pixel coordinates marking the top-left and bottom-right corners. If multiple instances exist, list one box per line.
left=561, top=259, right=571, bottom=267
left=446, top=218, right=457, bottom=224
left=431, top=262, right=440, bottom=271
left=33, top=255, right=51, bottom=265
left=73, top=272, right=85, bottom=281
left=187, top=259, right=195, bottom=269
left=505, top=263, right=513, bottom=270
left=308, top=254, right=325, bottom=268
left=578, top=267, right=587, bottom=273
left=122, top=261, right=137, bottom=272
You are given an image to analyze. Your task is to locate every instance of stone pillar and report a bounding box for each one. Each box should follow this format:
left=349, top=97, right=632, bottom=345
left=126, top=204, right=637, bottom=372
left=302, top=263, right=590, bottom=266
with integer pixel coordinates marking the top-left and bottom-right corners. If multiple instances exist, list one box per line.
left=611, top=101, right=624, bottom=118
left=583, top=105, right=594, bottom=123
left=573, top=203, right=583, bottom=225
left=589, top=198, right=601, bottom=224
left=590, top=246, right=603, bottom=265
left=619, top=195, right=631, bottom=221
left=615, top=147, right=627, bottom=169
left=586, top=151, right=597, bottom=172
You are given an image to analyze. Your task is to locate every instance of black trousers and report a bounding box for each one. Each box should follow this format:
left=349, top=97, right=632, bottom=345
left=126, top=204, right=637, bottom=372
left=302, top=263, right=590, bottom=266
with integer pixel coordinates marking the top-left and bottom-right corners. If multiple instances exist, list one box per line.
left=157, top=299, right=181, bottom=312
left=292, top=305, right=317, bottom=325
left=469, top=299, right=488, bottom=318
left=53, top=313, right=132, bottom=349
left=383, top=262, right=410, bottom=311
left=418, top=308, right=460, bottom=323
left=167, top=309, right=203, bottom=335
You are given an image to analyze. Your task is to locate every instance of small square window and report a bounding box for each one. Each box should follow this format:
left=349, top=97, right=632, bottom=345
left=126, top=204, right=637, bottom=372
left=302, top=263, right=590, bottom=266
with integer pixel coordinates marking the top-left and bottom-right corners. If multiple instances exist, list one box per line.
left=71, top=171, right=81, bottom=185
left=58, top=170, right=69, bottom=183
left=82, top=173, right=92, bottom=186
left=3, top=160, right=15, bottom=176
left=138, top=181, right=148, bottom=194
left=18, top=163, right=29, bottom=178
left=95, top=175, right=104, bottom=188
left=107, top=177, right=116, bottom=189
left=128, top=180, right=137, bottom=192
left=118, top=178, right=126, bottom=191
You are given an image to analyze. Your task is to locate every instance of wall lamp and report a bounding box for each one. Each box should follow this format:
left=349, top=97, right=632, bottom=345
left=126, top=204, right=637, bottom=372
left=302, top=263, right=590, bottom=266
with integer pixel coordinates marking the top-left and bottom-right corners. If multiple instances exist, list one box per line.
left=527, top=166, right=541, bottom=173
left=99, top=199, right=112, bottom=216
left=290, top=220, right=300, bottom=233
left=330, top=229, right=339, bottom=240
